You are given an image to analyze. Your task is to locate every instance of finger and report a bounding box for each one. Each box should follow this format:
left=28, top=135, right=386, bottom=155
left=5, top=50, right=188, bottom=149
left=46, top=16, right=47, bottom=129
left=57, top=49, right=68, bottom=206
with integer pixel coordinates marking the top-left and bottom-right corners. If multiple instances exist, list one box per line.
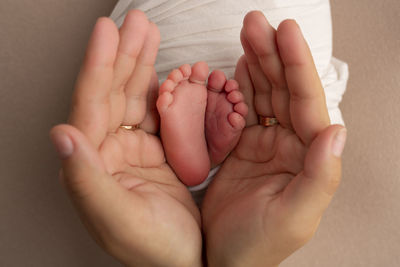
left=69, top=18, right=119, bottom=148
left=234, top=55, right=258, bottom=126
left=109, top=10, right=150, bottom=131
left=136, top=68, right=160, bottom=134
left=240, top=26, right=274, bottom=118
left=282, top=125, right=346, bottom=229
left=242, top=11, right=292, bottom=128
left=277, top=20, right=330, bottom=144
left=123, top=22, right=160, bottom=126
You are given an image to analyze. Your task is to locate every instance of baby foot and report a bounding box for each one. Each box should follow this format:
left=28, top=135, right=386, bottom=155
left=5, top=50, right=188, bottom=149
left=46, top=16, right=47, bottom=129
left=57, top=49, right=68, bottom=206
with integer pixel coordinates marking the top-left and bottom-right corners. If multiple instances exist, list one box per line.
left=206, top=70, right=248, bottom=166
left=157, top=62, right=210, bottom=186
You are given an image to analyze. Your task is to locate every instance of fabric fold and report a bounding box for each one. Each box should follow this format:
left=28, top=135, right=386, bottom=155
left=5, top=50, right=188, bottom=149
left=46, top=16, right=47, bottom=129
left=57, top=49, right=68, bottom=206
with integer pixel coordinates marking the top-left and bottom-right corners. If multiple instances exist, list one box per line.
left=110, top=0, right=348, bottom=125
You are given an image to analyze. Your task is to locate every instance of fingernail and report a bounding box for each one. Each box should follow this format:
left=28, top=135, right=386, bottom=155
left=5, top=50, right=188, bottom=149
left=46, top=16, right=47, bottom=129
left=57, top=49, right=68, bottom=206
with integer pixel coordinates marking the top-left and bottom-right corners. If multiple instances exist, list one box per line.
left=332, top=128, right=347, bottom=157
left=50, top=131, right=74, bottom=160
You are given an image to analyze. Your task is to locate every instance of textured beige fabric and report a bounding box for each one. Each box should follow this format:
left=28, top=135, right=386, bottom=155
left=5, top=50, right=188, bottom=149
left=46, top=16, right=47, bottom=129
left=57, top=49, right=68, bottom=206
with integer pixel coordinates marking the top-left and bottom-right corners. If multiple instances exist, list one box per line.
left=0, top=0, right=398, bottom=266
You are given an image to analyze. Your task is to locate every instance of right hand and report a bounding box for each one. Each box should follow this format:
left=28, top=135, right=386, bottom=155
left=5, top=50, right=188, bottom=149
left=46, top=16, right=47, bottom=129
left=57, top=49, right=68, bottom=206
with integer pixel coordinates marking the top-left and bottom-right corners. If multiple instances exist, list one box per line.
left=50, top=11, right=202, bottom=267
left=202, top=11, right=346, bottom=267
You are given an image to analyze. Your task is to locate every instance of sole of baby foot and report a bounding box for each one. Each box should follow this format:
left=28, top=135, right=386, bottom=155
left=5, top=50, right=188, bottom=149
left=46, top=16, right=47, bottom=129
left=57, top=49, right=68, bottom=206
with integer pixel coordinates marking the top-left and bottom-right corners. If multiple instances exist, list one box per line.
left=157, top=62, right=211, bottom=186
left=206, top=70, right=248, bottom=167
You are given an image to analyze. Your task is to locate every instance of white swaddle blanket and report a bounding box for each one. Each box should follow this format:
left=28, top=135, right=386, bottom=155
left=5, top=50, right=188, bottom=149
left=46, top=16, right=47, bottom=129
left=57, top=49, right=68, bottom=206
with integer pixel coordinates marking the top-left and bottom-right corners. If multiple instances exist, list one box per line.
left=110, top=0, right=348, bottom=125
left=110, top=0, right=349, bottom=199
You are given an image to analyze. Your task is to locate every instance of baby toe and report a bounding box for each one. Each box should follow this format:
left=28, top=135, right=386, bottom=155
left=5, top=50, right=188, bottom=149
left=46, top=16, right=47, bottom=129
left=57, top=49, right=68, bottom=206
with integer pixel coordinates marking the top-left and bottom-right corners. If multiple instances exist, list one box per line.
left=227, top=90, right=245, bottom=104
left=228, top=112, right=246, bottom=130
left=179, top=64, right=192, bottom=79
left=189, top=61, right=209, bottom=84
left=156, top=92, right=173, bottom=115
left=234, top=102, right=249, bottom=118
left=168, top=68, right=184, bottom=84
left=159, top=79, right=176, bottom=95
left=224, top=79, right=239, bottom=93
left=207, top=70, right=227, bottom=92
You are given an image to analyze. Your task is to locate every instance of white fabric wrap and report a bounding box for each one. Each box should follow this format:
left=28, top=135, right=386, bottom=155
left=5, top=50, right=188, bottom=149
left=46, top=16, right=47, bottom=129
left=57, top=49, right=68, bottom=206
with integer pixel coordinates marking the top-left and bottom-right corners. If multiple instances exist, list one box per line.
left=110, top=0, right=349, bottom=198
left=110, top=0, right=348, bottom=125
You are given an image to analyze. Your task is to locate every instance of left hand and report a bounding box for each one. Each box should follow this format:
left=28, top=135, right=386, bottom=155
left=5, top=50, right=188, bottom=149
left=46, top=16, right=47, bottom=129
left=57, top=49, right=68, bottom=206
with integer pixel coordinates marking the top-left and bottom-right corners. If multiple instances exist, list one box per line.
left=202, top=11, right=346, bottom=267
left=50, top=11, right=202, bottom=267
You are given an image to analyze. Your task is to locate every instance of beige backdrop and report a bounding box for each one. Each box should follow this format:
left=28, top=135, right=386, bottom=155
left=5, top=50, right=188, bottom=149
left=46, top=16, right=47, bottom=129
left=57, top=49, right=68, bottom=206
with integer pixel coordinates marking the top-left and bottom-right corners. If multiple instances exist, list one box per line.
left=0, top=0, right=399, bottom=266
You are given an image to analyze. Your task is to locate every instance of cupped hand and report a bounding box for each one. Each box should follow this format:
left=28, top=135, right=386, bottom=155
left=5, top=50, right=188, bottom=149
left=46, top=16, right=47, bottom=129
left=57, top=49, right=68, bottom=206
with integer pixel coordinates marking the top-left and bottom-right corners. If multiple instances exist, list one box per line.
left=50, top=11, right=202, bottom=267
left=202, top=12, right=347, bottom=267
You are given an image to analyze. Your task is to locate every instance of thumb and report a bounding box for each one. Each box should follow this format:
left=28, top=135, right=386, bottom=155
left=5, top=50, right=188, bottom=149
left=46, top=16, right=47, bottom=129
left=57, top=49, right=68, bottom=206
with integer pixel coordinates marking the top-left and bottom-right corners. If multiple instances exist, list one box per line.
left=283, top=125, right=347, bottom=225
left=49, top=124, right=108, bottom=199
left=50, top=124, right=133, bottom=256
left=50, top=124, right=129, bottom=246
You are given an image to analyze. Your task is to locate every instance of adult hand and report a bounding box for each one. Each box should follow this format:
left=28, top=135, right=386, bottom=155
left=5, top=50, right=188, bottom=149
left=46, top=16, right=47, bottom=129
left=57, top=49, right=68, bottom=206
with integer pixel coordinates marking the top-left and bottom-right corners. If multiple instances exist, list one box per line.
left=202, top=11, right=347, bottom=267
left=50, top=11, right=202, bottom=267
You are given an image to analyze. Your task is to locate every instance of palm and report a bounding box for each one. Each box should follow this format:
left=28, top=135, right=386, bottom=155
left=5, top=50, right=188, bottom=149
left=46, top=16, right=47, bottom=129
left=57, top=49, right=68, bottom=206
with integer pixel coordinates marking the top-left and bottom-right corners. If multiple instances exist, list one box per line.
left=203, top=125, right=309, bottom=262
left=98, top=127, right=202, bottom=264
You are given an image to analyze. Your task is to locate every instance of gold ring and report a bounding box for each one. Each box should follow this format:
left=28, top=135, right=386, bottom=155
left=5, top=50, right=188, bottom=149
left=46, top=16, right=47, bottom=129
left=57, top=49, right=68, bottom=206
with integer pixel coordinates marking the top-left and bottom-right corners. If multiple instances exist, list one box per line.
left=258, top=116, right=279, bottom=127
left=119, top=125, right=140, bottom=130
